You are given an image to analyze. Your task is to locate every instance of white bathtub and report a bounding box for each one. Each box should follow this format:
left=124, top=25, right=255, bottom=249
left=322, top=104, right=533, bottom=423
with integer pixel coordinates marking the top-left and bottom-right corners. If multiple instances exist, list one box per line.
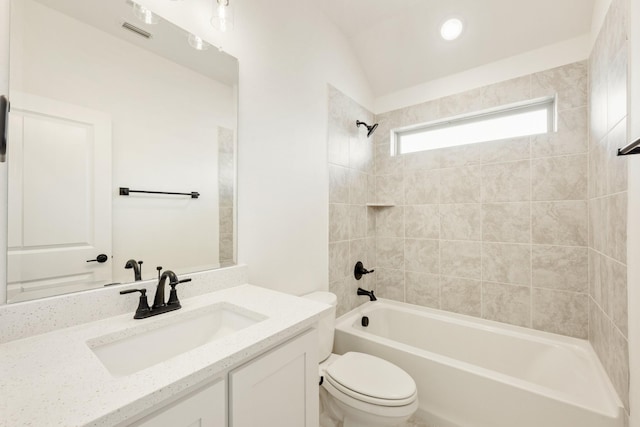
left=333, top=299, right=623, bottom=427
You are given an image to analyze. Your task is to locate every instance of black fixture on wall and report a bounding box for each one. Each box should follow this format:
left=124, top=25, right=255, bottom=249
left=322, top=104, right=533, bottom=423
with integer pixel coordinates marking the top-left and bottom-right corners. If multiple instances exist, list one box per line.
left=354, top=261, right=374, bottom=280
left=0, top=95, right=9, bottom=162
left=357, top=288, right=377, bottom=301
left=356, top=120, right=378, bottom=138
left=618, top=137, right=640, bottom=156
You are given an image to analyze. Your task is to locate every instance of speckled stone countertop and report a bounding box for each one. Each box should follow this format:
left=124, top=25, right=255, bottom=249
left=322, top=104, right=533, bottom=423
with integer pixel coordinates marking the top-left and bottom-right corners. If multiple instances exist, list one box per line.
left=0, top=284, right=330, bottom=427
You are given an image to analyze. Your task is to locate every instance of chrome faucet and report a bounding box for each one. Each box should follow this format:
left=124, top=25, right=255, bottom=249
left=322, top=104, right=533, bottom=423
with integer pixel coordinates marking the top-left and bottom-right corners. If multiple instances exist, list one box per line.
left=124, top=259, right=143, bottom=281
left=120, top=269, right=191, bottom=319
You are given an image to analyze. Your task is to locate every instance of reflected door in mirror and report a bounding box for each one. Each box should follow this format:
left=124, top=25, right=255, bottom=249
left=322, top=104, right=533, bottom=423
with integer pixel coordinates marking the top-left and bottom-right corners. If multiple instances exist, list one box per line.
left=7, top=93, right=112, bottom=302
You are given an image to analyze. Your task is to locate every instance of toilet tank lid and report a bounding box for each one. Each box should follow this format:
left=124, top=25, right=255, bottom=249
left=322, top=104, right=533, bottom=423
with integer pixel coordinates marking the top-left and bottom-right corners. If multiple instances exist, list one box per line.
left=302, top=291, right=337, bottom=307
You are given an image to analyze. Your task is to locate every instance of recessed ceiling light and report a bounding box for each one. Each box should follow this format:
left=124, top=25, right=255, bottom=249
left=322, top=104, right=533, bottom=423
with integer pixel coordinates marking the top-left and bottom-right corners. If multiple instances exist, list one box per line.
left=440, top=18, right=464, bottom=41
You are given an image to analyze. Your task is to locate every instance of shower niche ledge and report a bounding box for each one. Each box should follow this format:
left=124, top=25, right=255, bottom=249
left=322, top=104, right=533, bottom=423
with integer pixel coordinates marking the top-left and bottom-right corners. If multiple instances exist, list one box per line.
left=366, top=203, right=396, bottom=208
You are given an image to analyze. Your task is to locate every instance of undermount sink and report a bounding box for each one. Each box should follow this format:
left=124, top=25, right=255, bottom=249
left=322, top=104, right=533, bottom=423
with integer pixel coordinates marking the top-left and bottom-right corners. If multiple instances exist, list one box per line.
left=88, top=303, right=266, bottom=376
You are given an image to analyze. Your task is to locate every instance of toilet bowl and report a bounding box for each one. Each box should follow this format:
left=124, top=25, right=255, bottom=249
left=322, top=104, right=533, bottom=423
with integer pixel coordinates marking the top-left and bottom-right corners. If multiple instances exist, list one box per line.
left=303, top=292, right=418, bottom=427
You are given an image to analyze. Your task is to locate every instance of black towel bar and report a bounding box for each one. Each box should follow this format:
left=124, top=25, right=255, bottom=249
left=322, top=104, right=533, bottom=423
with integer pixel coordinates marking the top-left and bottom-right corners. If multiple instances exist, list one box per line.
left=618, top=137, right=640, bottom=156
left=119, top=187, right=200, bottom=199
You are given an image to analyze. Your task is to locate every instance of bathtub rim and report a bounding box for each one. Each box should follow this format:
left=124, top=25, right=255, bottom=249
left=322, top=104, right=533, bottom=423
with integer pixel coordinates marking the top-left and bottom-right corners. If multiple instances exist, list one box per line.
left=335, top=298, right=624, bottom=420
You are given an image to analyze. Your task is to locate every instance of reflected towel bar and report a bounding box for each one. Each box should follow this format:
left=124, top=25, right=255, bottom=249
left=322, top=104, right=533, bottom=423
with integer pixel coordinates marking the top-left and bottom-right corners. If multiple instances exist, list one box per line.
left=618, top=137, right=640, bottom=156
left=119, top=187, right=200, bottom=199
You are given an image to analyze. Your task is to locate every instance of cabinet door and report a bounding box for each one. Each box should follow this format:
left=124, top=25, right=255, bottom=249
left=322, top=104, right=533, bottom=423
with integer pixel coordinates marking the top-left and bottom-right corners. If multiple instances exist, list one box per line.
left=130, top=379, right=226, bottom=427
left=229, top=329, right=319, bottom=427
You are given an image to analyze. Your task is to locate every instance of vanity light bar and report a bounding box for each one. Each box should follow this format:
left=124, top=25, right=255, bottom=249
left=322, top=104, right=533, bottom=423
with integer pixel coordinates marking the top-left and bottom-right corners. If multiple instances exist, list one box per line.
left=121, top=21, right=153, bottom=39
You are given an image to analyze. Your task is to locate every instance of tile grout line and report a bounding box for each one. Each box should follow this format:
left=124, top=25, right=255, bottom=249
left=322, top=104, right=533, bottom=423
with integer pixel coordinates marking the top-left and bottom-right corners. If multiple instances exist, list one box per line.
left=480, top=147, right=485, bottom=320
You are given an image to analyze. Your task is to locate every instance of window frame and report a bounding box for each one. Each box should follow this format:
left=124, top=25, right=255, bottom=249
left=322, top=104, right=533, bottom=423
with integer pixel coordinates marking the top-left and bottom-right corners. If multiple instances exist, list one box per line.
left=392, top=95, right=557, bottom=156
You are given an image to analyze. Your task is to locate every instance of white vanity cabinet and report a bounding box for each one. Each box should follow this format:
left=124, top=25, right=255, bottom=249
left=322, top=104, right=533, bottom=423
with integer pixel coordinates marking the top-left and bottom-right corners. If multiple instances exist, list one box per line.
left=129, top=379, right=226, bottom=427
left=0, top=284, right=329, bottom=427
left=229, top=328, right=319, bottom=427
left=127, top=328, right=318, bottom=427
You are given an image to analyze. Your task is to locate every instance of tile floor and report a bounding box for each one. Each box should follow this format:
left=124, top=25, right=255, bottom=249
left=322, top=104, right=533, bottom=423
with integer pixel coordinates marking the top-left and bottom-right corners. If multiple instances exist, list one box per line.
left=402, top=414, right=437, bottom=427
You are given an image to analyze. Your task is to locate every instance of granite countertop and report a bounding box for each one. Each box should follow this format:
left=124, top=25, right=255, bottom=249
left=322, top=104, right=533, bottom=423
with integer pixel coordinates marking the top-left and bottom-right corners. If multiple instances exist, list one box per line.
left=0, top=284, right=330, bottom=427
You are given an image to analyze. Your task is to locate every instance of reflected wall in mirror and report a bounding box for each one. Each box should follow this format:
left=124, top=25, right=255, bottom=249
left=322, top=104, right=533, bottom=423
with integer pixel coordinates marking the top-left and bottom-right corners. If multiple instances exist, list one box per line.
left=7, top=0, right=238, bottom=303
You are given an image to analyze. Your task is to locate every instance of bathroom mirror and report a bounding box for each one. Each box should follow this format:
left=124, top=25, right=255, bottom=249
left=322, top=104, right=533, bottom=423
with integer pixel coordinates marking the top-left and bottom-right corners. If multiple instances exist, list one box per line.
left=6, top=0, right=238, bottom=303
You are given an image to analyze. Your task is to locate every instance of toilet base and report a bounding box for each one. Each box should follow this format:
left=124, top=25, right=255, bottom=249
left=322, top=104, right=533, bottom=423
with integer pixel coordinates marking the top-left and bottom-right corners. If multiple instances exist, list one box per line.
left=319, top=388, right=340, bottom=427
left=319, top=386, right=416, bottom=427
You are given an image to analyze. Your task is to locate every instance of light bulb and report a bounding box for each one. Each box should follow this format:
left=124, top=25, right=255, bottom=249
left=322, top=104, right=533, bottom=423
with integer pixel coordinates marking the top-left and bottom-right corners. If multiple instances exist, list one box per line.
left=211, top=0, right=234, bottom=32
left=440, top=18, right=463, bottom=41
left=132, top=2, right=159, bottom=25
left=188, top=33, right=210, bottom=51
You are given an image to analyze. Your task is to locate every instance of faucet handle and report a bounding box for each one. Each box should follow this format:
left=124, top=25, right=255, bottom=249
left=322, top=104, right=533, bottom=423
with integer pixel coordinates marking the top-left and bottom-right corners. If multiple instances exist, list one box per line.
left=120, top=288, right=145, bottom=295
left=354, top=261, right=375, bottom=280
left=120, top=288, right=151, bottom=319
left=167, top=278, right=191, bottom=306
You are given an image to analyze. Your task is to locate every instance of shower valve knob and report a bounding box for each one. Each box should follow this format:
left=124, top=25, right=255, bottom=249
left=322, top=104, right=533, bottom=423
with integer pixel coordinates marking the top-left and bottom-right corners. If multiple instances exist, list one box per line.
left=354, top=261, right=374, bottom=280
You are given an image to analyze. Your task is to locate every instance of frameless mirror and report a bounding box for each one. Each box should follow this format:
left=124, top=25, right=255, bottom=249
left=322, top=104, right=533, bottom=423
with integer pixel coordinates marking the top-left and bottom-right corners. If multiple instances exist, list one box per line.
left=6, top=0, right=237, bottom=303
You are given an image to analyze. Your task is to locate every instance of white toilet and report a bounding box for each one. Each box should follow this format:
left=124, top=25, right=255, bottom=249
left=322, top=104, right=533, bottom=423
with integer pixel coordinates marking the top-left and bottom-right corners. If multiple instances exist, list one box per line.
left=304, top=292, right=418, bottom=427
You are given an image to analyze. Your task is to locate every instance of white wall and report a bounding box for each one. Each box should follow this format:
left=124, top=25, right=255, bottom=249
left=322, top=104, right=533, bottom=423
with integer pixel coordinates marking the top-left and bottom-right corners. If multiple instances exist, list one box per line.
left=11, top=0, right=237, bottom=283
left=135, top=0, right=374, bottom=295
left=591, top=0, right=614, bottom=48
left=626, top=0, right=640, bottom=424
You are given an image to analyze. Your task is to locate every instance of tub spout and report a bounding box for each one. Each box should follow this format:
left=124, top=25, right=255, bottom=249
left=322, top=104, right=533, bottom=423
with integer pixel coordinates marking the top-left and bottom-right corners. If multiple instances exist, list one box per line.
left=357, top=287, right=377, bottom=301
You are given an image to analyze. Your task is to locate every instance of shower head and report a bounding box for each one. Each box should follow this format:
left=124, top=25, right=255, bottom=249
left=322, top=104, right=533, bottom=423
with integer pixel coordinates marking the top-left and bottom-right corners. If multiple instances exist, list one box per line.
left=356, top=120, right=378, bottom=138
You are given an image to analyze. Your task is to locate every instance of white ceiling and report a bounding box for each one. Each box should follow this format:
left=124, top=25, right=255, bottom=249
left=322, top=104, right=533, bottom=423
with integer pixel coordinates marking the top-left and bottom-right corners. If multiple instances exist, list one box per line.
left=318, top=0, right=596, bottom=97
left=34, top=0, right=238, bottom=85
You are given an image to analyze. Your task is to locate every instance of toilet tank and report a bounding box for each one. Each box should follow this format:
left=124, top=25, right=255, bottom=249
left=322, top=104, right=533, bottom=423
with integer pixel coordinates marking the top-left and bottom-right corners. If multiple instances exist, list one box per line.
left=303, top=291, right=337, bottom=362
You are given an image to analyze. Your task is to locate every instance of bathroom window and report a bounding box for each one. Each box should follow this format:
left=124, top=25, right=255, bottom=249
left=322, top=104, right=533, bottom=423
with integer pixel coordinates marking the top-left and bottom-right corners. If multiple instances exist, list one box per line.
left=394, top=96, right=556, bottom=155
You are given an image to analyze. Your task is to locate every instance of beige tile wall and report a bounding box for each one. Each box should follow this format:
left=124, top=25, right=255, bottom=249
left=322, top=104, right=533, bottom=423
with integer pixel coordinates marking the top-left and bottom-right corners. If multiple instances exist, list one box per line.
left=218, top=127, right=235, bottom=265
left=326, top=0, right=630, bottom=414
left=588, top=0, right=629, bottom=412
left=327, top=86, right=377, bottom=317
left=371, top=60, right=591, bottom=339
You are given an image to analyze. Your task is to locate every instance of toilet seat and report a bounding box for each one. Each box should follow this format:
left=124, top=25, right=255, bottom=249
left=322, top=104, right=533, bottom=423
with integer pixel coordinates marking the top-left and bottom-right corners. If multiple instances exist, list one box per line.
left=324, top=352, right=417, bottom=407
